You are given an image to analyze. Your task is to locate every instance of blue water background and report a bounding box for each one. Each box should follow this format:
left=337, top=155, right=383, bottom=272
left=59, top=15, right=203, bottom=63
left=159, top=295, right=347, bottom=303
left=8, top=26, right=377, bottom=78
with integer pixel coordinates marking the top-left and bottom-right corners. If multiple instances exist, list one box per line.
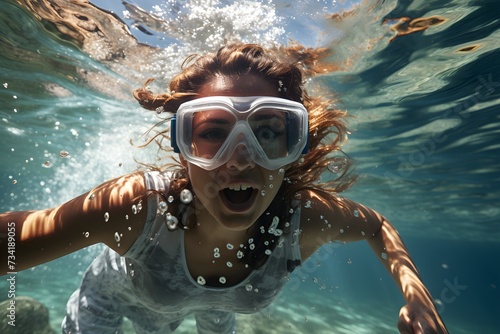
left=1, top=0, right=499, bottom=333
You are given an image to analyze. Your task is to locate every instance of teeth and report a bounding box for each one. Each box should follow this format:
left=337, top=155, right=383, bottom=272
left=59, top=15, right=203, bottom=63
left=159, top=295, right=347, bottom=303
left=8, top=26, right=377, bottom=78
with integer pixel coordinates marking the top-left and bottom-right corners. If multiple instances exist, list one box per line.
left=228, top=184, right=251, bottom=191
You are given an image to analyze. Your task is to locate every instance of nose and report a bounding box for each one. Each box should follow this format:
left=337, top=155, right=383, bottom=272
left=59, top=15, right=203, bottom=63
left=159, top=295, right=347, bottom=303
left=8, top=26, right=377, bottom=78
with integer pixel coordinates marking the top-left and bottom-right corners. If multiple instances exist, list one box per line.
left=225, top=144, right=256, bottom=171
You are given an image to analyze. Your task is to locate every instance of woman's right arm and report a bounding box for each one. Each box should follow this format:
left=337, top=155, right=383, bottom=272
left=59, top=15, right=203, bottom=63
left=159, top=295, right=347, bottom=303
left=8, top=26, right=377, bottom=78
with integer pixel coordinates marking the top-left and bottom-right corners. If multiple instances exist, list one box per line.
left=0, top=172, right=149, bottom=275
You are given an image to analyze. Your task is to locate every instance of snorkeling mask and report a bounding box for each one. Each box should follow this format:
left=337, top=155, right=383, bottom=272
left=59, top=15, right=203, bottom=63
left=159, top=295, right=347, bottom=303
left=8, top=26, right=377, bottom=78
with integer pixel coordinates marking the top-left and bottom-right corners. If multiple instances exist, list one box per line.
left=171, top=96, right=308, bottom=171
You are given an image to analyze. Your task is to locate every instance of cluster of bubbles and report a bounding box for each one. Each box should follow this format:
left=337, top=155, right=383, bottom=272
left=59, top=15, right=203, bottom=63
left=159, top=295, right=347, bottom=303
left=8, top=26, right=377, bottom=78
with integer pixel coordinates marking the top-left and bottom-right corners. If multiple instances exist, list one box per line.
left=196, top=274, right=227, bottom=286
left=268, top=216, right=283, bottom=236
left=82, top=193, right=145, bottom=249
left=157, top=188, right=194, bottom=231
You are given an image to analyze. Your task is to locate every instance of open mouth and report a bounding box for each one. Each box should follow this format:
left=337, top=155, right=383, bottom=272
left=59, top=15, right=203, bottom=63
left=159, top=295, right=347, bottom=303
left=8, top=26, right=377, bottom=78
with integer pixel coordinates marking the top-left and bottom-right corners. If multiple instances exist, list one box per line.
left=220, top=187, right=257, bottom=212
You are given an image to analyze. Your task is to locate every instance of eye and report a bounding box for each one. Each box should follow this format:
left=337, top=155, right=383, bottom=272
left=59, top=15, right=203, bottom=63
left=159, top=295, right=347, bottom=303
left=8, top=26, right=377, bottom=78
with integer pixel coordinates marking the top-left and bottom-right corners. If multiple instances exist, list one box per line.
left=255, top=126, right=283, bottom=144
left=199, top=128, right=228, bottom=141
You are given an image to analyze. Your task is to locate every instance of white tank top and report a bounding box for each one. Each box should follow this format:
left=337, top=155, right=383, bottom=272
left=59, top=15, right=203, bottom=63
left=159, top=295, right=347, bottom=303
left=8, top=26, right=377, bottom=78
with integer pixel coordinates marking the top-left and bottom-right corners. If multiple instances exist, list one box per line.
left=122, top=171, right=303, bottom=314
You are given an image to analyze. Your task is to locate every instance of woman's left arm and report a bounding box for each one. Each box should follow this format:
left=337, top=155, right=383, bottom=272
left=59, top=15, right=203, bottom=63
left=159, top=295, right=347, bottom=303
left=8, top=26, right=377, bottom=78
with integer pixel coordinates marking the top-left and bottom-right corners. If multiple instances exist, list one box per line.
left=368, top=218, right=448, bottom=334
left=298, top=190, right=448, bottom=334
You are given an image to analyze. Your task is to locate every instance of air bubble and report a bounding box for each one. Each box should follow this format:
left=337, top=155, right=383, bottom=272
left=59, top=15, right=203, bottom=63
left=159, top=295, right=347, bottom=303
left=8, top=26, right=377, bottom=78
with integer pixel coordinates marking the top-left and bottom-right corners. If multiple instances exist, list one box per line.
left=168, top=195, right=174, bottom=203
left=165, top=213, right=179, bottom=230
left=219, top=276, right=226, bottom=284
left=268, top=216, right=283, bottom=236
left=270, top=216, right=279, bottom=229
left=304, top=200, right=311, bottom=208
left=180, top=189, right=193, bottom=204
left=226, top=261, right=233, bottom=268
left=132, top=205, right=137, bottom=214
left=84, top=232, right=89, bottom=238
left=327, top=158, right=348, bottom=174
left=278, top=168, right=285, bottom=175
left=114, top=232, right=121, bottom=242
left=353, top=209, right=359, bottom=217
left=158, top=201, right=168, bottom=215
left=268, top=175, right=274, bottom=181
left=245, top=284, right=253, bottom=291
left=260, top=190, right=266, bottom=196
left=237, top=250, right=244, bottom=259
left=197, top=276, right=206, bottom=285
left=137, top=202, right=142, bottom=212
left=226, top=243, right=234, bottom=250
left=265, top=249, right=272, bottom=255
left=59, top=150, right=70, bottom=158
left=381, top=252, right=388, bottom=260
left=249, top=244, right=255, bottom=250
left=104, top=212, right=109, bottom=222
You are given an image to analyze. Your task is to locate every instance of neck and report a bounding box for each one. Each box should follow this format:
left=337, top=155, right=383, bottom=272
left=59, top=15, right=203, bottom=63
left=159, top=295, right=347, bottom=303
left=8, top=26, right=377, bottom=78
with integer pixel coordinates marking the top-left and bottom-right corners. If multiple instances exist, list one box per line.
left=187, top=210, right=252, bottom=249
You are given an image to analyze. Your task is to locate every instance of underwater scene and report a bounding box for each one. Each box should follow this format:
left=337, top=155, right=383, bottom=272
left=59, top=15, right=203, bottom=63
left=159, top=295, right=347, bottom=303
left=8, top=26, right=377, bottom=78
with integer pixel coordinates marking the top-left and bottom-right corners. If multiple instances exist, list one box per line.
left=0, top=0, right=499, bottom=333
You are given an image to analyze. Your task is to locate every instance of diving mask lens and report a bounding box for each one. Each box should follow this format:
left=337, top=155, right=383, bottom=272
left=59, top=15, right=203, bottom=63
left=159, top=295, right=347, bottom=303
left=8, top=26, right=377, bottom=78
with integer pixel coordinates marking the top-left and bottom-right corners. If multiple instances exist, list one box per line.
left=172, top=96, right=308, bottom=170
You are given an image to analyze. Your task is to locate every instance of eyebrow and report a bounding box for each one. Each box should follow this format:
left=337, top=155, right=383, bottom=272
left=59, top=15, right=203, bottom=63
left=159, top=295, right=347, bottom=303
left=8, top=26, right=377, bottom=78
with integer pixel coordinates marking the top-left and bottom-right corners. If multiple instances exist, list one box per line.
left=193, top=118, right=233, bottom=131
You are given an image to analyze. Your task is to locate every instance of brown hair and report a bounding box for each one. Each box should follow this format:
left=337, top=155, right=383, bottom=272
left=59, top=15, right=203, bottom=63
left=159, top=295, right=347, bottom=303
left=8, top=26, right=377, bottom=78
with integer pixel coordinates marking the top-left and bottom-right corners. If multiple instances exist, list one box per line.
left=133, top=43, right=356, bottom=268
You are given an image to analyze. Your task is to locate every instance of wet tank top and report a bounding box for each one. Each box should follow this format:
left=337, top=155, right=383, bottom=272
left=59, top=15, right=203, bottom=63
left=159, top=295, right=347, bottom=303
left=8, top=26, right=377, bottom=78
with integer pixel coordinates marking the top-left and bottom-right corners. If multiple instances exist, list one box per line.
left=121, top=171, right=303, bottom=315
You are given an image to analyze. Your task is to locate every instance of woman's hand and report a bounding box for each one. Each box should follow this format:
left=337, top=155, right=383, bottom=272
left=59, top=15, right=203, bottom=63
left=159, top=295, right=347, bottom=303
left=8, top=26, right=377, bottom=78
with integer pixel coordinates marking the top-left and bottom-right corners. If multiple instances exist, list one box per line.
left=398, top=301, right=448, bottom=334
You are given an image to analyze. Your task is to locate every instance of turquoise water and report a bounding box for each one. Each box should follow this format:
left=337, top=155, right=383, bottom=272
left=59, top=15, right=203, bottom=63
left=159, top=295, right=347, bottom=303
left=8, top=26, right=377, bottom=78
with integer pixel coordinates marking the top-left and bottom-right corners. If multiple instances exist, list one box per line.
left=1, top=0, right=499, bottom=333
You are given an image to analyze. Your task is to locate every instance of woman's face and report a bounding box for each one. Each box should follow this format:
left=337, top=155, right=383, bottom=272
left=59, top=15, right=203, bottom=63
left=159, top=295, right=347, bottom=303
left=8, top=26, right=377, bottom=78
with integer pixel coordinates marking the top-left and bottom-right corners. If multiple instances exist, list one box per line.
left=181, top=74, right=287, bottom=231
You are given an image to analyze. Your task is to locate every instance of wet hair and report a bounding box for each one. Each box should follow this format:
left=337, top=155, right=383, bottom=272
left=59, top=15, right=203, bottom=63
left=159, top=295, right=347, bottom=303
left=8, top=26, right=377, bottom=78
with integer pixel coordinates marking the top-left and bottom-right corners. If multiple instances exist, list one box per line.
left=133, top=43, right=355, bottom=269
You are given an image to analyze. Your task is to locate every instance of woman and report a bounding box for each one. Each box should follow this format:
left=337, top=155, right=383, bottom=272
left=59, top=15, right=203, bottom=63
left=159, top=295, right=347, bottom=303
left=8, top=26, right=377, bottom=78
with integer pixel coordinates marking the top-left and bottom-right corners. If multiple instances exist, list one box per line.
left=0, top=43, right=447, bottom=333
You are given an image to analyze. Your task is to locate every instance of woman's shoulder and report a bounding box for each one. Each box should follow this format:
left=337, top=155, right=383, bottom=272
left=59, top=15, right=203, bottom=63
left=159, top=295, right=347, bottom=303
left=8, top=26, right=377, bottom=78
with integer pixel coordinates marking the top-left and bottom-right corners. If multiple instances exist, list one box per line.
left=143, top=169, right=184, bottom=191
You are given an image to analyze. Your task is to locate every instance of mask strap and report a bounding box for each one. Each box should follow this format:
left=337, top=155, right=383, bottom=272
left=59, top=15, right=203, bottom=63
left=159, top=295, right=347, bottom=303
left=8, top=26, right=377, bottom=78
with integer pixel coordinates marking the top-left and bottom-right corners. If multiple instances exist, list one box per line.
left=170, top=115, right=180, bottom=153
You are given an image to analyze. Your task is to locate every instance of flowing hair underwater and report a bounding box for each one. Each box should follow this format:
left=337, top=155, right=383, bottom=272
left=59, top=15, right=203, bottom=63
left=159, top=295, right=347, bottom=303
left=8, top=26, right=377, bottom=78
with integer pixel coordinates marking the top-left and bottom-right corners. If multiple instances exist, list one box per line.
left=134, top=43, right=356, bottom=196
left=133, top=43, right=357, bottom=268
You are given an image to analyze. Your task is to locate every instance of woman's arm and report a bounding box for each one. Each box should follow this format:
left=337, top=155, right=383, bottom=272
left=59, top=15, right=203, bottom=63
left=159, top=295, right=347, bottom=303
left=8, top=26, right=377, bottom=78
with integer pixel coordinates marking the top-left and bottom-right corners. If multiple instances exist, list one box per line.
left=0, top=172, right=149, bottom=275
left=368, top=219, right=448, bottom=334
left=298, top=190, right=448, bottom=334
